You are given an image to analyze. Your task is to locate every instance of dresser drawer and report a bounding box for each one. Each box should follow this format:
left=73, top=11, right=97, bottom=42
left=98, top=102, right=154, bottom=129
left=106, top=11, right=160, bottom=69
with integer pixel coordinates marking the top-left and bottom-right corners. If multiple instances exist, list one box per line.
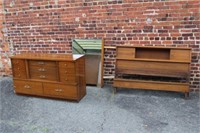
left=60, top=74, right=76, bottom=83
left=12, top=70, right=27, bottom=79
left=29, top=65, right=58, bottom=81
left=29, top=60, right=56, bottom=67
left=11, top=59, right=27, bottom=79
left=12, top=59, right=25, bottom=66
left=29, top=66, right=58, bottom=73
left=43, top=83, right=77, bottom=99
left=59, top=62, right=75, bottom=68
left=13, top=80, right=43, bottom=95
left=30, top=71, right=58, bottom=81
left=59, top=68, right=75, bottom=74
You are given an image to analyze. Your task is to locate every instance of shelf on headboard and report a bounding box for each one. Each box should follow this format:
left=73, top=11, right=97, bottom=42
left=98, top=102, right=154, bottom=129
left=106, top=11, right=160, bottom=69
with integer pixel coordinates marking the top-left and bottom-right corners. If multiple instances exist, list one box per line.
left=135, top=48, right=170, bottom=60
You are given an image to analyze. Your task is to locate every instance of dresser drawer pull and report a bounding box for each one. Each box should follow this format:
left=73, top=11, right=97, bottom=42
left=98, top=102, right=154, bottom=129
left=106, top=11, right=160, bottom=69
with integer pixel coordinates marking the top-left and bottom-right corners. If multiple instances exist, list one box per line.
left=24, top=85, right=31, bottom=89
left=65, top=71, right=67, bottom=73
left=64, top=64, right=67, bottom=66
left=38, top=68, right=46, bottom=72
left=13, top=61, right=19, bottom=65
left=38, top=62, right=45, bottom=65
left=55, top=89, right=63, bottom=92
left=39, top=75, right=46, bottom=78
left=17, top=67, right=20, bottom=70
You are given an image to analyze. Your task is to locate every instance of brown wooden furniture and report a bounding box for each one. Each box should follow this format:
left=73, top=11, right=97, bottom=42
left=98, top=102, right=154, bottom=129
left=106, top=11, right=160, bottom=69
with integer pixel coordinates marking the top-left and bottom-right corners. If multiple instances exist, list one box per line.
left=113, top=46, right=191, bottom=98
left=10, top=53, right=86, bottom=101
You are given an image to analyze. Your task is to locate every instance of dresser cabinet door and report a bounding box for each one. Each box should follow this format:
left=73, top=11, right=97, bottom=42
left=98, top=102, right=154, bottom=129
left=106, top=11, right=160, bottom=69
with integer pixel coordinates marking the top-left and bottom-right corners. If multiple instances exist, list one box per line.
left=11, top=59, right=27, bottom=79
left=43, top=83, right=77, bottom=99
left=59, top=62, right=77, bottom=83
left=13, top=80, right=43, bottom=95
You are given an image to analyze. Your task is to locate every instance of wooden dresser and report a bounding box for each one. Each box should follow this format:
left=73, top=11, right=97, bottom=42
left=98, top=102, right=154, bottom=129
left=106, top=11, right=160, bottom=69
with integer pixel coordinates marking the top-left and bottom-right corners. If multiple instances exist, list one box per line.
left=113, top=46, right=191, bottom=98
left=10, top=53, right=86, bottom=101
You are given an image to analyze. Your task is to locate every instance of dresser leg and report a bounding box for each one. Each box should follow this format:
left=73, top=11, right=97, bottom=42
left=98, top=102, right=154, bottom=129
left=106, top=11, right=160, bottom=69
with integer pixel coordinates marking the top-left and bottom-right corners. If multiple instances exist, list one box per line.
left=184, top=92, right=189, bottom=99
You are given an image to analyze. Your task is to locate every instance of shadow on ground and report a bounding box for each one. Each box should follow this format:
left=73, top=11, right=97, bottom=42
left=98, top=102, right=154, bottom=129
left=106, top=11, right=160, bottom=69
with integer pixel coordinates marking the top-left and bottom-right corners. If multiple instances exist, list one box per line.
left=0, top=77, right=199, bottom=133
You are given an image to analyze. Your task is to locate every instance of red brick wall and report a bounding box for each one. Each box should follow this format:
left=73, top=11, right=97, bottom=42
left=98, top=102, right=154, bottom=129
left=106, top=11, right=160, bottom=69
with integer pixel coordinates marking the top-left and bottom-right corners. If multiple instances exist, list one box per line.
left=0, top=0, right=11, bottom=76
left=0, top=0, right=3, bottom=74
left=1, top=0, right=200, bottom=91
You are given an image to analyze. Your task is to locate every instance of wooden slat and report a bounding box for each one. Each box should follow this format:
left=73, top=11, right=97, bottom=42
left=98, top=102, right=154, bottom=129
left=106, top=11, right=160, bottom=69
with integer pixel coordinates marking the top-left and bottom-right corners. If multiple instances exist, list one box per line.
left=116, top=60, right=190, bottom=78
left=116, top=58, right=191, bottom=63
left=113, top=78, right=189, bottom=92
left=104, top=46, right=116, bottom=49
left=117, top=45, right=191, bottom=50
left=100, top=39, right=105, bottom=88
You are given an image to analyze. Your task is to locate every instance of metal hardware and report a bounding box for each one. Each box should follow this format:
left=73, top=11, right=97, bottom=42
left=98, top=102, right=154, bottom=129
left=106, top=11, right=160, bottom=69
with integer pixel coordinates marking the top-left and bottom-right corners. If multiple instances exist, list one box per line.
left=39, top=75, right=46, bottom=78
left=38, top=62, right=45, bottom=65
left=24, top=85, right=31, bottom=89
left=55, top=89, right=63, bottom=92
left=38, top=68, right=46, bottom=72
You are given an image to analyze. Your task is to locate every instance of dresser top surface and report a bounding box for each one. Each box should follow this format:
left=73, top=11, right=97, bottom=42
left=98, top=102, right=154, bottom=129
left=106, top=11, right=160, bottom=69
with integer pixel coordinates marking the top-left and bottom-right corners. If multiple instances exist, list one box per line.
left=10, top=53, right=84, bottom=61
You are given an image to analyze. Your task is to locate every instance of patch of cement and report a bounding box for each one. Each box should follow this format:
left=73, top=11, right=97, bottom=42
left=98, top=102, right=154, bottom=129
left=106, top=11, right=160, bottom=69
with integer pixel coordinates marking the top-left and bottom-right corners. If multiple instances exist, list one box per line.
left=0, top=77, right=199, bottom=133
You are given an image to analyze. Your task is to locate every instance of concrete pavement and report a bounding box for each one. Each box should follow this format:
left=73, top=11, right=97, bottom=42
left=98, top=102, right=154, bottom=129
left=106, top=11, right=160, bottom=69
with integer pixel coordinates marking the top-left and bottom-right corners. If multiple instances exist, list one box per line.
left=0, top=77, right=199, bottom=133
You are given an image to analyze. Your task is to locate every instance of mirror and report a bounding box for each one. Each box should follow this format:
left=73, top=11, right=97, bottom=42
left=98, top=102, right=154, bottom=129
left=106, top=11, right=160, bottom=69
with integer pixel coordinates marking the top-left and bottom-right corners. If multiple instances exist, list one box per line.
left=72, top=39, right=104, bottom=87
